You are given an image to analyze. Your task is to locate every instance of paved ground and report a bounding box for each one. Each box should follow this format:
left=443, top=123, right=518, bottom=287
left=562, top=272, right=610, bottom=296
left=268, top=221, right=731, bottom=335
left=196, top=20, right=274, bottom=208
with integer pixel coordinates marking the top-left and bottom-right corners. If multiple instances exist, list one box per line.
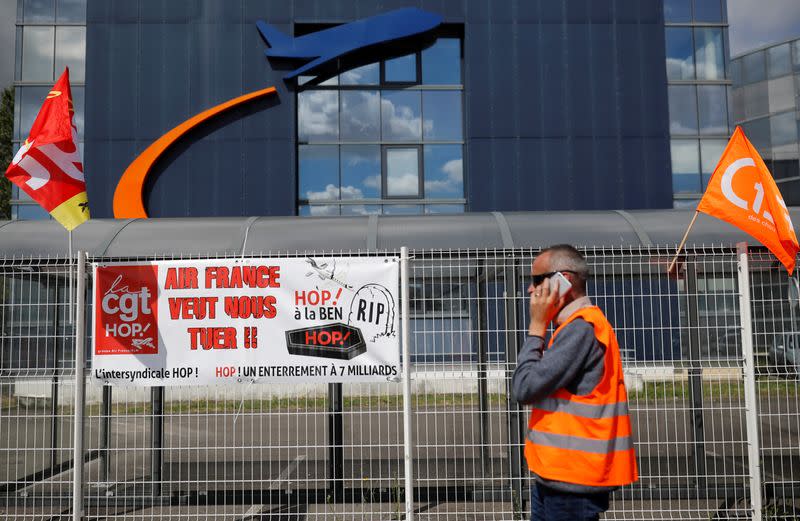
left=1, top=397, right=798, bottom=520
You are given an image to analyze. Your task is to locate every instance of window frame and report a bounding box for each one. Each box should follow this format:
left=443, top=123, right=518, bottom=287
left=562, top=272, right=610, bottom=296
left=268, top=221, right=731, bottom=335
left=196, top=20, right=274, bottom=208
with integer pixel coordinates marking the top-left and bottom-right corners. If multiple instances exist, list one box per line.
left=381, top=52, right=421, bottom=85
left=382, top=145, right=424, bottom=199
left=294, top=27, right=466, bottom=215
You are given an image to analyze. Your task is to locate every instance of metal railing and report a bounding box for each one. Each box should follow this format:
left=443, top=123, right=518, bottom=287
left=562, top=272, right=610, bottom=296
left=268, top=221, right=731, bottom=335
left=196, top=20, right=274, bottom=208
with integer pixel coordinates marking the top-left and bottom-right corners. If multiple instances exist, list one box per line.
left=0, top=245, right=798, bottom=520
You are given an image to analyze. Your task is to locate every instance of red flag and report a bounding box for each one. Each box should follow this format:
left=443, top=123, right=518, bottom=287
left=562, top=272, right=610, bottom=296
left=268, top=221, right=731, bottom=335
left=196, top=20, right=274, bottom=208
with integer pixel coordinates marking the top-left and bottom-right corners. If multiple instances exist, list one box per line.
left=697, top=127, right=799, bottom=273
left=5, top=68, right=89, bottom=230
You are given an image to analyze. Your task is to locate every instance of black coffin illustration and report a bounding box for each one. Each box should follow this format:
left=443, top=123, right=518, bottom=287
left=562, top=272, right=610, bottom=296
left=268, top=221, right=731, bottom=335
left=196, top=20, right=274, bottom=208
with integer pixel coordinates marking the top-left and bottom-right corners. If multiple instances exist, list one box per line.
left=285, top=323, right=366, bottom=360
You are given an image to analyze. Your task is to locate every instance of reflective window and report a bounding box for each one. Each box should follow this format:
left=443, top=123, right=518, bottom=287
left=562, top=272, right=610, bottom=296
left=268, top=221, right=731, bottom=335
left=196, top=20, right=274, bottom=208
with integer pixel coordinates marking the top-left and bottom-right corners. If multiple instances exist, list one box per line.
left=24, top=0, right=55, bottom=22
left=668, top=85, right=698, bottom=134
left=298, top=145, right=339, bottom=201
left=14, top=0, right=86, bottom=224
left=731, top=85, right=745, bottom=122
left=666, top=28, right=695, bottom=80
left=422, top=38, right=461, bottom=85
left=298, top=91, right=338, bottom=142
left=19, top=86, right=50, bottom=139
left=341, top=145, right=380, bottom=199
left=768, top=43, right=792, bottom=79
left=743, top=82, right=769, bottom=120
left=55, top=27, right=86, bottom=82
left=694, top=28, right=724, bottom=80
left=697, top=85, right=728, bottom=135
left=742, top=51, right=766, bottom=84
left=298, top=205, right=339, bottom=217
left=671, top=140, right=701, bottom=193
left=14, top=204, right=51, bottom=220
left=71, top=86, right=84, bottom=138
left=298, top=75, right=338, bottom=87
left=13, top=89, right=20, bottom=139
left=56, top=0, right=86, bottom=22
left=22, top=27, right=55, bottom=82
left=385, top=53, right=417, bottom=83
left=297, top=36, right=464, bottom=215
left=340, top=63, right=379, bottom=85
left=768, top=76, right=795, bottom=114
left=692, top=0, right=722, bottom=22
left=663, top=0, right=691, bottom=22
left=727, top=85, right=734, bottom=131
left=673, top=198, right=700, bottom=210
left=381, top=91, right=421, bottom=141
left=385, top=147, right=420, bottom=197
left=340, top=90, right=379, bottom=141
left=15, top=27, right=22, bottom=80
left=730, top=59, right=742, bottom=87
left=422, top=91, right=462, bottom=141
left=770, top=111, right=798, bottom=153
left=742, top=117, right=771, bottom=153
left=700, top=139, right=727, bottom=187
left=794, top=40, right=800, bottom=72
left=773, top=160, right=800, bottom=181
left=797, top=74, right=800, bottom=100
left=423, top=145, right=463, bottom=199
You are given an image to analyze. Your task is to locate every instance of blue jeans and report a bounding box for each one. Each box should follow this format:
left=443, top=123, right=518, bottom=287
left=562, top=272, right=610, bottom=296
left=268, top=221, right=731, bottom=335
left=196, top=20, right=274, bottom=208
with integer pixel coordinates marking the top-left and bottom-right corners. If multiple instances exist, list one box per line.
left=530, top=482, right=610, bottom=521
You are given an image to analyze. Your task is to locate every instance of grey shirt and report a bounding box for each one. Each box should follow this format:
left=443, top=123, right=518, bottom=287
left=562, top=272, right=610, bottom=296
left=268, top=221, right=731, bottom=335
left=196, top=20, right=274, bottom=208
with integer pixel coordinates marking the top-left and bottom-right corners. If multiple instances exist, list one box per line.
left=512, top=296, right=616, bottom=494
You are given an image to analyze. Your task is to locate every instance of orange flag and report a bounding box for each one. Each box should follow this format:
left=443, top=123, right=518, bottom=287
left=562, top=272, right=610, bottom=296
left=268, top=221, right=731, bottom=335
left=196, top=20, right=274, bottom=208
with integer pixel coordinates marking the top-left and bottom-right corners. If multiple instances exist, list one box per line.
left=5, top=68, right=89, bottom=230
left=697, top=126, right=798, bottom=273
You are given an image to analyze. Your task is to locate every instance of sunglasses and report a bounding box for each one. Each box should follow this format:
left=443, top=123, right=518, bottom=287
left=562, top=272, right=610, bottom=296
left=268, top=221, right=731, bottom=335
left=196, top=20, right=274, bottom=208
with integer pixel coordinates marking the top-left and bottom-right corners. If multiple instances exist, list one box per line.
left=531, top=270, right=577, bottom=286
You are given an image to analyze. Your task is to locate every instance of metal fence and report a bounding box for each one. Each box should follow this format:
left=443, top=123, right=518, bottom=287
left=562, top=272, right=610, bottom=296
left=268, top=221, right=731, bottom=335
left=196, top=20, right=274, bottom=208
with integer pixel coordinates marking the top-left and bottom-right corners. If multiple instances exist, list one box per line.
left=0, top=245, right=798, bottom=520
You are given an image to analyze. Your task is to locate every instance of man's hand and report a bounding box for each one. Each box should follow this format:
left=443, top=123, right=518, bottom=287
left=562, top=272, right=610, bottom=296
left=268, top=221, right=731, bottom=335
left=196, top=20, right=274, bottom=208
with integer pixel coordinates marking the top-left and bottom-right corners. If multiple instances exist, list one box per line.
left=528, top=277, right=566, bottom=337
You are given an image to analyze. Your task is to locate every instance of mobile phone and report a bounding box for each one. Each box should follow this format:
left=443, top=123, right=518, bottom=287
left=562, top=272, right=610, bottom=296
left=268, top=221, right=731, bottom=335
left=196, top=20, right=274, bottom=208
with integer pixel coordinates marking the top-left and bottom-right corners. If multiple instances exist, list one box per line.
left=550, top=272, right=572, bottom=297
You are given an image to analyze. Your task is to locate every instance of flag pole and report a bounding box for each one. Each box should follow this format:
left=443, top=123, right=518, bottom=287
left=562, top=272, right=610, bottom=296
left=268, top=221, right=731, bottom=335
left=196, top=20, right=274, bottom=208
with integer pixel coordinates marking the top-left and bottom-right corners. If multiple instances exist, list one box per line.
left=69, top=229, right=74, bottom=323
left=668, top=210, right=700, bottom=274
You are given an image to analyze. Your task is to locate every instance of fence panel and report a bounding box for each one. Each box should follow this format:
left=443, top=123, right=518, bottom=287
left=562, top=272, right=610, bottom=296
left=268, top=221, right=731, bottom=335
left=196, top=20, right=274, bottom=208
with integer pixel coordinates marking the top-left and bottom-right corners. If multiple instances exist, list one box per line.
left=0, top=247, right=796, bottom=520
left=0, top=257, right=77, bottom=520
left=748, top=251, right=800, bottom=520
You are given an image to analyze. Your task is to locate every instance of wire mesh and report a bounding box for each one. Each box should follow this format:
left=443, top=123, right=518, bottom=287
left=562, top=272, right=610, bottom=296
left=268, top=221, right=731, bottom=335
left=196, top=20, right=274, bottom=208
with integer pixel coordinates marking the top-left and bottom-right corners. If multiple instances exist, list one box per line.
left=748, top=251, right=800, bottom=520
left=0, top=247, right=795, bottom=519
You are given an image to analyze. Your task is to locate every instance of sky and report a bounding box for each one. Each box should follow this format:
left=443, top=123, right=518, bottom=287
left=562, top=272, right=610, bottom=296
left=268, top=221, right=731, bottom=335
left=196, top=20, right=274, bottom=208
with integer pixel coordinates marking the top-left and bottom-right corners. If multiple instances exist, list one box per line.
left=728, top=0, right=800, bottom=56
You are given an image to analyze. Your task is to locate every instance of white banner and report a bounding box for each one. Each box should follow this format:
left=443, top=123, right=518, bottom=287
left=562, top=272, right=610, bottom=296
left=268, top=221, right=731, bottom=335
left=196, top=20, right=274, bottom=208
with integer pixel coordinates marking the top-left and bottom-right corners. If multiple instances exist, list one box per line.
left=91, top=257, right=400, bottom=386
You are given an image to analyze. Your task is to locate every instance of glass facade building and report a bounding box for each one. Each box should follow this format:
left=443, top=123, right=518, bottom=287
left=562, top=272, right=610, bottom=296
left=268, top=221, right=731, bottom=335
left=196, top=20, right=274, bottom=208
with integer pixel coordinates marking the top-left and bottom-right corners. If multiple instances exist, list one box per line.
left=731, top=38, right=800, bottom=205
left=6, top=1, right=711, bottom=220
left=12, top=0, right=86, bottom=221
left=664, top=0, right=732, bottom=209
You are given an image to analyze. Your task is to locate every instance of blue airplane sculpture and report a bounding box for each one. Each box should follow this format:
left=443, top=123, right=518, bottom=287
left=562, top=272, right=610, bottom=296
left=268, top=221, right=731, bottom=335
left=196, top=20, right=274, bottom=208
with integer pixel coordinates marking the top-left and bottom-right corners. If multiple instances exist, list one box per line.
left=256, top=8, right=443, bottom=80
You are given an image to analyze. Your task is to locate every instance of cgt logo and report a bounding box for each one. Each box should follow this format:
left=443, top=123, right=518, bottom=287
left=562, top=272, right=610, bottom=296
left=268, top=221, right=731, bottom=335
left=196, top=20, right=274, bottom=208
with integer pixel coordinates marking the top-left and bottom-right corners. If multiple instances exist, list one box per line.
left=95, top=265, right=159, bottom=355
left=722, top=158, right=795, bottom=233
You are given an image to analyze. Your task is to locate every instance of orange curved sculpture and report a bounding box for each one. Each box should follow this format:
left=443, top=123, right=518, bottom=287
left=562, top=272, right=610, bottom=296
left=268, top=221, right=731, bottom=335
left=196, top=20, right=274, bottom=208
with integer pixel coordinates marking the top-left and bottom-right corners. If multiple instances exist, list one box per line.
left=113, top=86, right=278, bottom=218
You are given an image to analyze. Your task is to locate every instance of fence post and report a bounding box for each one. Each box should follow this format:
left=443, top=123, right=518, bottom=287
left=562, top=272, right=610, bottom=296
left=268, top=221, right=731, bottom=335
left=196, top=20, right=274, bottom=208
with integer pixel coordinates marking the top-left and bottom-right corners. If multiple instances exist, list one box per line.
left=502, top=258, right=524, bottom=513
left=151, top=386, right=164, bottom=497
left=50, top=281, right=61, bottom=472
left=327, top=382, right=344, bottom=502
left=401, top=247, right=414, bottom=520
left=475, top=261, right=490, bottom=471
left=100, top=385, right=112, bottom=483
left=683, top=262, right=707, bottom=490
left=71, top=251, right=87, bottom=521
left=736, top=243, right=763, bottom=521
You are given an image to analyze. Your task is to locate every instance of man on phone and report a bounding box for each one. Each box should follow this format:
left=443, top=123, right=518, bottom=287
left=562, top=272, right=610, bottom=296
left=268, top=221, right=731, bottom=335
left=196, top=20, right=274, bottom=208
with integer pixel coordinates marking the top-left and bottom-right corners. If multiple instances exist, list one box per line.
left=512, top=244, right=637, bottom=521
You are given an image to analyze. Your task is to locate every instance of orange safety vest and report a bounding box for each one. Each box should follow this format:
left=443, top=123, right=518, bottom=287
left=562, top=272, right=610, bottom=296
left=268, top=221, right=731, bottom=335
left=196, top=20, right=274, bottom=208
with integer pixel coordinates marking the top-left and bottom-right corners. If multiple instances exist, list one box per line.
left=524, top=306, right=638, bottom=487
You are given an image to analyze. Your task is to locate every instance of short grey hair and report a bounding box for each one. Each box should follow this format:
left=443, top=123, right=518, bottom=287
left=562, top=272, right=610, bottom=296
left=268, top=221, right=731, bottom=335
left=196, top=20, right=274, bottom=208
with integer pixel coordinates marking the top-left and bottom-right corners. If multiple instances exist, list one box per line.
left=541, top=244, right=589, bottom=289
